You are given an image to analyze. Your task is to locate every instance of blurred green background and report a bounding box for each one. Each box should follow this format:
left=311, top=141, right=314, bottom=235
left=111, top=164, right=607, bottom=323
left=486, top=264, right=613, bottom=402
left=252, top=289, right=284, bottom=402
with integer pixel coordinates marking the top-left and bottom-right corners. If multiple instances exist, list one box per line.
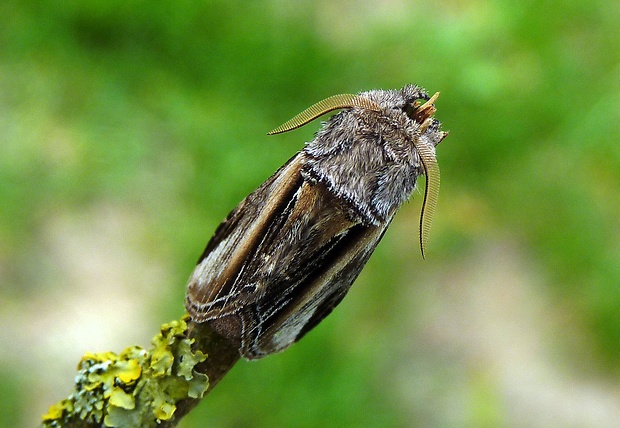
left=1, top=1, right=619, bottom=427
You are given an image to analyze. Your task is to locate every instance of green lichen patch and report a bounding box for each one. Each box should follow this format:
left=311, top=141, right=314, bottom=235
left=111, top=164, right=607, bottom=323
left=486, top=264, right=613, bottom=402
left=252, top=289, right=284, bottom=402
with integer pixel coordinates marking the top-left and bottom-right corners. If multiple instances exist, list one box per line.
left=42, top=316, right=209, bottom=428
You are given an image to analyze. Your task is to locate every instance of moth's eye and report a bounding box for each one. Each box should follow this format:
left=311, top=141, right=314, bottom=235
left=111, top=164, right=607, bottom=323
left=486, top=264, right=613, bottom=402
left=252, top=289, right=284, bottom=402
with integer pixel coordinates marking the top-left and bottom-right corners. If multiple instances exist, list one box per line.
left=402, top=103, right=417, bottom=119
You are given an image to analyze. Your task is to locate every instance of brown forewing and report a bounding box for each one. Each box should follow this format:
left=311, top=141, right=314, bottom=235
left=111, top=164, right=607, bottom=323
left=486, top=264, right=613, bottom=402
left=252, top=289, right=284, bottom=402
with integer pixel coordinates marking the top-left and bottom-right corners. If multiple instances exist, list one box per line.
left=185, top=152, right=389, bottom=358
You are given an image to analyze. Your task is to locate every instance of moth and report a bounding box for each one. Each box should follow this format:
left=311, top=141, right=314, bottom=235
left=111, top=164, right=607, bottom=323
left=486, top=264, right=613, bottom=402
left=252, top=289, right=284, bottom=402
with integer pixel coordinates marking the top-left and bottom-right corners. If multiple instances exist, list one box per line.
left=186, top=85, right=448, bottom=359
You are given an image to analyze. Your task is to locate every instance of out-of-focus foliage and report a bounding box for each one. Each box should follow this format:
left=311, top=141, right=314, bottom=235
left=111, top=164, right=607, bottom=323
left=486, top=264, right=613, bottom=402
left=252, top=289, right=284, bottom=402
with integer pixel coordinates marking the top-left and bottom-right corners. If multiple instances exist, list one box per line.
left=1, top=1, right=618, bottom=427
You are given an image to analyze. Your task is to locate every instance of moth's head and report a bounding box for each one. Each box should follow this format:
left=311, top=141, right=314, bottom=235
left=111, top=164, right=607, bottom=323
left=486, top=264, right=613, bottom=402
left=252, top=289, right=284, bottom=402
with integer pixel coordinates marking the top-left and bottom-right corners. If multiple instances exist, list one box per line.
left=361, top=85, right=448, bottom=147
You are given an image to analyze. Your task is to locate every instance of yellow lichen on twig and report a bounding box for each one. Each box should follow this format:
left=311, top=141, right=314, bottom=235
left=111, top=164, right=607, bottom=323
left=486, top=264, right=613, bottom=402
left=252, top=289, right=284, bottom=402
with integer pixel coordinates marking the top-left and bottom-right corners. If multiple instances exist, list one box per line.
left=42, top=316, right=209, bottom=428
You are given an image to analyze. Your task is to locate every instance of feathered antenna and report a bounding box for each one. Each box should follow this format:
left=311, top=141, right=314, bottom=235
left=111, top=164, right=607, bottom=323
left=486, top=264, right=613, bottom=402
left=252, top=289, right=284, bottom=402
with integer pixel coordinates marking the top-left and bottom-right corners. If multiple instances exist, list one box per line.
left=412, top=92, right=441, bottom=259
left=268, top=94, right=381, bottom=134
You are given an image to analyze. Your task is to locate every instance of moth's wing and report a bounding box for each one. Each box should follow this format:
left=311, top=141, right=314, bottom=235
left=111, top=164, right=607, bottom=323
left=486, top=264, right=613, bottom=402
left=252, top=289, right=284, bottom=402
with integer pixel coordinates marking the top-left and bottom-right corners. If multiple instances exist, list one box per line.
left=185, top=153, right=304, bottom=321
left=188, top=152, right=392, bottom=359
